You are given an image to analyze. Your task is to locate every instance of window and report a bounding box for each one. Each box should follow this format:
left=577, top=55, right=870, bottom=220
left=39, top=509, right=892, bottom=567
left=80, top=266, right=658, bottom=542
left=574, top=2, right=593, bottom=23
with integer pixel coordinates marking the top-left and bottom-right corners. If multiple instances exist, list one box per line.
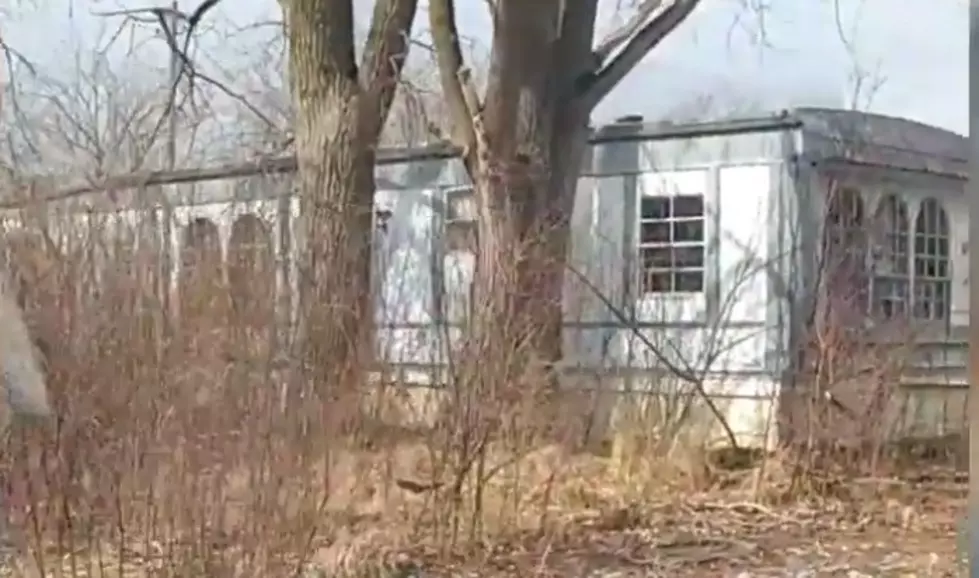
left=227, top=214, right=274, bottom=322
left=1, top=229, right=58, bottom=310
left=824, top=187, right=868, bottom=315
left=179, top=217, right=223, bottom=324
left=871, top=195, right=910, bottom=319
left=638, top=193, right=706, bottom=294
left=180, top=218, right=222, bottom=279
left=912, top=198, right=950, bottom=321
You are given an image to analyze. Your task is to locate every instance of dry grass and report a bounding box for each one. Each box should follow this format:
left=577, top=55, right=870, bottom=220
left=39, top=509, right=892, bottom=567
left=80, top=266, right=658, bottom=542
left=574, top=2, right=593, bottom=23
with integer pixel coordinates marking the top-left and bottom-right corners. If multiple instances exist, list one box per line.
left=0, top=210, right=959, bottom=578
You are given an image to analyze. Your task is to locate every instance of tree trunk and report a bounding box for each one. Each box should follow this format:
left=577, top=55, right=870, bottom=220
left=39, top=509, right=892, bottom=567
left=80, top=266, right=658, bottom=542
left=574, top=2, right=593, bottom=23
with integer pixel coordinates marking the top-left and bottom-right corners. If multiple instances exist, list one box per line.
left=430, top=0, right=701, bottom=439
left=467, top=122, right=587, bottom=442
left=293, top=112, right=375, bottom=406
left=429, top=0, right=598, bottom=386
left=470, top=143, right=584, bottom=370
left=297, top=139, right=376, bottom=407
left=281, top=0, right=417, bottom=413
left=284, top=0, right=376, bottom=411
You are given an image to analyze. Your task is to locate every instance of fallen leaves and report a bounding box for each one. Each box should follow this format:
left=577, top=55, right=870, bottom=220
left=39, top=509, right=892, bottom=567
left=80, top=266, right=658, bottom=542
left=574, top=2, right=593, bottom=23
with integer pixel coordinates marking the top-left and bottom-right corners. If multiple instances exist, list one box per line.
left=382, top=475, right=963, bottom=577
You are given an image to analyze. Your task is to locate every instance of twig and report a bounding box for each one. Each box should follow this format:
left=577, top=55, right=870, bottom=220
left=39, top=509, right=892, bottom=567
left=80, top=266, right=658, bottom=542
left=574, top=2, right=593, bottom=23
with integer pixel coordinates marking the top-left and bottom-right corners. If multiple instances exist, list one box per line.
left=564, top=262, right=741, bottom=449
left=96, top=0, right=280, bottom=150
left=698, top=500, right=790, bottom=521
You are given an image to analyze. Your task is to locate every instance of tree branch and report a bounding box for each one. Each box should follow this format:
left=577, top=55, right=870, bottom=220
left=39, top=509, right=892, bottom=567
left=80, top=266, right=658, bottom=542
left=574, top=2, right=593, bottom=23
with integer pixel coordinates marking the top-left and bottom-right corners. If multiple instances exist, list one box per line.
left=98, top=1, right=222, bottom=111
left=97, top=1, right=281, bottom=150
left=552, top=0, right=598, bottom=119
left=428, top=0, right=477, bottom=160
left=579, top=0, right=702, bottom=109
left=592, top=0, right=664, bottom=62
left=359, top=0, right=420, bottom=139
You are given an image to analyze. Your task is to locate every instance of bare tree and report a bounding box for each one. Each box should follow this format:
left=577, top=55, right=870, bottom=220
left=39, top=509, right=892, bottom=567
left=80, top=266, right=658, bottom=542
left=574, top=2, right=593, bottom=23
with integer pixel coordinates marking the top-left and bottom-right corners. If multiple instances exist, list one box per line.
left=96, top=0, right=419, bottom=394
left=428, top=0, right=704, bottom=375
left=0, top=22, right=216, bottom=181
left=278, top=0, right=418, bottom=399
left=6, top=65, right=168, bottom=179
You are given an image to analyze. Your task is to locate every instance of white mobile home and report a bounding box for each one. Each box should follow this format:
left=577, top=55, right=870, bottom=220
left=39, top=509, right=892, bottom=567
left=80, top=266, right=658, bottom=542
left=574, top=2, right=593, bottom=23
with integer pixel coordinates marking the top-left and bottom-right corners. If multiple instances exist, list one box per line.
left=563, top=109, right=968, bottom=446
left=371, top=107, right=968, bottom=446
left=15, top=107, right=968, bottom=446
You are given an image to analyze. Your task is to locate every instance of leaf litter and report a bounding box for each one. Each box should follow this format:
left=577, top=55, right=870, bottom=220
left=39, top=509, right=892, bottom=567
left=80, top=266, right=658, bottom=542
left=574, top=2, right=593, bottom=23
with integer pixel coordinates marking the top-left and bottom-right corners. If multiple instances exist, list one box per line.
left=387, top=467, right=964, bottom=577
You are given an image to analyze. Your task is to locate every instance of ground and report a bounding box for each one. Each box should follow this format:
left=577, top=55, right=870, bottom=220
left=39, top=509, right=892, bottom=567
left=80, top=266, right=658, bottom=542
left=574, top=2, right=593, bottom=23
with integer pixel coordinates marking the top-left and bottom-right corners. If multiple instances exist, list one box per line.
left=8, top=443, right=964, bottom=577
left=391, top=486, right=961, bottom=576
left=309, top=448, right=966, bottom=577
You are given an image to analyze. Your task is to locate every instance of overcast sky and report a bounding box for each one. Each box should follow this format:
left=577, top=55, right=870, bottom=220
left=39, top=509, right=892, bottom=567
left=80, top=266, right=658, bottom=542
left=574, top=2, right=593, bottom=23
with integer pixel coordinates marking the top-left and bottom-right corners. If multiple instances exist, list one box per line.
left=7, top=0, right=968, bottom=135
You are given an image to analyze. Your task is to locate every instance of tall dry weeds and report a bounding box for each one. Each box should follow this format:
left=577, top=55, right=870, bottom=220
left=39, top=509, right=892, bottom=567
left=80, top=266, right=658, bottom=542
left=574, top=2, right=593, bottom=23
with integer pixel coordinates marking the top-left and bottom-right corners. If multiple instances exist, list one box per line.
left=0, top=208, right=590, bottom=577
left=0, top=197, right=945, bottom=577
left=0, top=211, right=367, bottom=576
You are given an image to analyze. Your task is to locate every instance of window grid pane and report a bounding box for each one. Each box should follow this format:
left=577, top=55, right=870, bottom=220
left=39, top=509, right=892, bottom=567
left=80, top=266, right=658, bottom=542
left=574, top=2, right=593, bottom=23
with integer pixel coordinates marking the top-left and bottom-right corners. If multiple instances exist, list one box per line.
left=911, top=199, right=950, bottom=321
left=825, top=189, right=869, bottom=316
left=871, top=195, right=911, bottom=320
left=638, top=192, right=706, bottom=295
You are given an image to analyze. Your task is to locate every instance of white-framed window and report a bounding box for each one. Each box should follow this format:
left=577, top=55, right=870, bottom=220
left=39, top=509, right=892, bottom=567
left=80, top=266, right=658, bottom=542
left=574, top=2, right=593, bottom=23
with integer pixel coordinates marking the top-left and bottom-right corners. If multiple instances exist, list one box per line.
left=866, top=195, right=951, bottom=323
left=374, top=208, right=393, bottom=234
left=180, top=217, right=222, bottom=277
left=871, top=194, right=910, bottom=319
left=638, top=181, right=706, bottom=294
left=912, top=198, right=950, bottom=321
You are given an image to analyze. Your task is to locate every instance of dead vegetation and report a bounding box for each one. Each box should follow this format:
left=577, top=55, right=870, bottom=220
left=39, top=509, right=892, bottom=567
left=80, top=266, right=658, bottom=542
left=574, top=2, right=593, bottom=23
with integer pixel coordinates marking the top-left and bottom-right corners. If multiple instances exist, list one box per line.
left=0, top=207, right=958, bottom=578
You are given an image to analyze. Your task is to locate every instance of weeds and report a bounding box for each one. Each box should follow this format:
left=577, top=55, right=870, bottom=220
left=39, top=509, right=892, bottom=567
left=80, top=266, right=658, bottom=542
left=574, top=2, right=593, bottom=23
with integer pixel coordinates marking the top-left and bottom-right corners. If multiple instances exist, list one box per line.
left=0, top=203, right=959, bottom=578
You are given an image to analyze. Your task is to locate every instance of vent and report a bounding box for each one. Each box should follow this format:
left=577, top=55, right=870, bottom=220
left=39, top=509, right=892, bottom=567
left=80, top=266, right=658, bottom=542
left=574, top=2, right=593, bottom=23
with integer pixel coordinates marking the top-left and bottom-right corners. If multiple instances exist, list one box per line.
left=444, top=187, right=476, bottom=222
left=615, top=114, right=644, bottom=124
left=374, top=209, right=393, bottom=233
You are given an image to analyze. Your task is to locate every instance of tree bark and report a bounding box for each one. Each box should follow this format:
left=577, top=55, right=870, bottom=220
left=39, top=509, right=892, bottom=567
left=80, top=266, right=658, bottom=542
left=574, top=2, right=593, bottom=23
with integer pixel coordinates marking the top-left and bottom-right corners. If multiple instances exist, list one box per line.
left=431, top=0, right=702, bottom=386
left=281, top=0, right=417, bottom=407
left=434, top=0, right=595, bottom=387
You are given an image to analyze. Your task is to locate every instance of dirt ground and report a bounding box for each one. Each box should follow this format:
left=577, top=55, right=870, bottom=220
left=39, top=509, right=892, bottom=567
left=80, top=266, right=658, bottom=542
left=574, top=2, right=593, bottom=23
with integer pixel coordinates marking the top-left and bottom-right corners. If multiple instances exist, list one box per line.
left=16, top=443, right=962, bottom=577
left=388, top=469, right=965, bottom=577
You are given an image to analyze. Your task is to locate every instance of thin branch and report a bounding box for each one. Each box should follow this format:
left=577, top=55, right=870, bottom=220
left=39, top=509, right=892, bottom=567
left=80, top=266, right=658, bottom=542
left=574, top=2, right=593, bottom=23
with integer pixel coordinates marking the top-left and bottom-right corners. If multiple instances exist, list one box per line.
left=359, top=0, right=420, bottom=139
left=0, top=36, right=37, bottom=79
left=428, top=0, right=477, bottom=160
left=91, top=7, right=187, bottom=24
left=579, top=0, right=703, bottom=109
left=98, top=0, right=280, bottom=155
left=592, top=0, right=664, bottom=62
left=564, top=261, right=740, bottom=449
left=0, top=28, right=42, bottom=167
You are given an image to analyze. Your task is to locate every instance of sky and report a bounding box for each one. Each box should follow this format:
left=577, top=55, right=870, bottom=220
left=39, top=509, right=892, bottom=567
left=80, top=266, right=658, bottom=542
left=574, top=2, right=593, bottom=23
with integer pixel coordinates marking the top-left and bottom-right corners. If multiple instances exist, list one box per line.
left=4, top=0, right=969, bottom=136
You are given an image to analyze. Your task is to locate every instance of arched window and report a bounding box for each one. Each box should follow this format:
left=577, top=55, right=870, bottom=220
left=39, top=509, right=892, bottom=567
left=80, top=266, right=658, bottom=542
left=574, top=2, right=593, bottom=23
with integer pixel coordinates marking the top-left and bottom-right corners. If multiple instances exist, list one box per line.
left=181, top=218, right=221, bottom=279
left=227, top=214, right=274, bottom=322
left=912, top=199, right=950, bottom=321
left=824, top=187, right=868, bottom=315
left=871, top=195, right=910, bottom=318
left=113, top=212, right=165, bottom=289
left=179, top=218, right=223, bottom=320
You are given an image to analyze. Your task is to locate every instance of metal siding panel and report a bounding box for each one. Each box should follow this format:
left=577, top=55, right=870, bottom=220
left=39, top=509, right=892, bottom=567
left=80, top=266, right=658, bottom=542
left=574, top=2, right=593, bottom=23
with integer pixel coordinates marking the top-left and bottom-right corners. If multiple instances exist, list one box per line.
left=717, top=165, right=771, bottom=324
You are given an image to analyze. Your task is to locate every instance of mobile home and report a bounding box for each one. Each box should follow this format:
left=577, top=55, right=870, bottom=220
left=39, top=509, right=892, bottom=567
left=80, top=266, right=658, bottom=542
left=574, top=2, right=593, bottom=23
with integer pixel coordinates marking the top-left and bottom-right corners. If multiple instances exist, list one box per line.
left=13, top=107, right=967, bottom=446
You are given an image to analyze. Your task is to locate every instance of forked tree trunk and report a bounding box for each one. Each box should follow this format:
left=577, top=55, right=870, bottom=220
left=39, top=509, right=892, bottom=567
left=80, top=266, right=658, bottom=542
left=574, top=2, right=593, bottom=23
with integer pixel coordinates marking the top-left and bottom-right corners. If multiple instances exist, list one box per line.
left=469, top=129, right=587, bottom=378
left=433, top=0, right=595, bottom=389
left=464, top=127, right=588, bottom=446
left=431, top=0, right=702, bottom=398
left=282, top=0, right=417, bottom=411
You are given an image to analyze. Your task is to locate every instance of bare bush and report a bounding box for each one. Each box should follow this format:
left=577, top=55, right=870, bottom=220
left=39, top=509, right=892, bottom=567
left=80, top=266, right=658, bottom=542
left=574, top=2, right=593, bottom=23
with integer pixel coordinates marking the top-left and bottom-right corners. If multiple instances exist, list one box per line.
left=0, top=209, right=343, bottom=575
